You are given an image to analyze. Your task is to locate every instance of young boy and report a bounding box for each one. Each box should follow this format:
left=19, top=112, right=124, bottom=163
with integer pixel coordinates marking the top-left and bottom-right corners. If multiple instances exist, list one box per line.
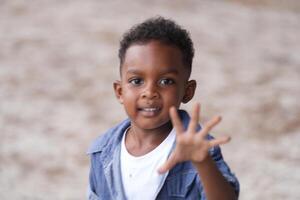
left=88, top=17, right=239, bottom=200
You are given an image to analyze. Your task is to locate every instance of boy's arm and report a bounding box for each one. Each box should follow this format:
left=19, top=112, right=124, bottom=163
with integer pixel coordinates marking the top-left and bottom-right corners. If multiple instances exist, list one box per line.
left=158, top=104, right=238, bottom=200
left=193, top=155, right=237, bottom=200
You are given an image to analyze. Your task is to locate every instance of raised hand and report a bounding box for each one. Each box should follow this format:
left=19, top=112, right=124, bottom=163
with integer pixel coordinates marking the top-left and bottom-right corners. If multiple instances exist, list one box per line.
left=158, top=103, right=231, bottom=174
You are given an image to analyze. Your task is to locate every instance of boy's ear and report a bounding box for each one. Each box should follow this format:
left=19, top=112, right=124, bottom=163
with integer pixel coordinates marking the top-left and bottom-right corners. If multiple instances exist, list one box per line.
left=113, top=80, right=124, bottom=104
left=182, top=80, right=197, bottom=103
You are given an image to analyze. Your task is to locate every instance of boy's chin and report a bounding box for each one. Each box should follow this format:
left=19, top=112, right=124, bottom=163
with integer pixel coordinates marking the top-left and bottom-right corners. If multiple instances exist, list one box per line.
left=133, top=119, right=172, bottom=132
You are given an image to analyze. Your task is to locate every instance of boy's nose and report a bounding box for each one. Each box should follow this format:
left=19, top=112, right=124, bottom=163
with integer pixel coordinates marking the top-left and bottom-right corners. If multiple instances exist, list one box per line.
left=141, top=84, right=159, bottom=99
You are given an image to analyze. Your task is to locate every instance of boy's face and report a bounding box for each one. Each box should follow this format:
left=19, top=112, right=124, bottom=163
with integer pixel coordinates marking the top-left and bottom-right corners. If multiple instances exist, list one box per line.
left=114, top=40, right=196, bottom=132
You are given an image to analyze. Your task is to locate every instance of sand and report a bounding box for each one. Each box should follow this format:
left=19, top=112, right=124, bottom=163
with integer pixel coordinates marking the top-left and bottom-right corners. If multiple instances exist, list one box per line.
left=1, top=0, right=300, bottom=199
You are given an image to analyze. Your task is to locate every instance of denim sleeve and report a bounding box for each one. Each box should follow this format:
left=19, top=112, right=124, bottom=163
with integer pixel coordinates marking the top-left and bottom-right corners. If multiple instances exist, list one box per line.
left=200, top=144, right=240, bottom=199
left=87, top=185, right=101, bottom=200
left=88, top=156, right=101, bottom=200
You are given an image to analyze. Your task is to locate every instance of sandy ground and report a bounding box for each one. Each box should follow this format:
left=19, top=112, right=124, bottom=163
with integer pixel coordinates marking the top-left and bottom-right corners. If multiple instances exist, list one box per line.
left=0, top=0, right=300, bottom=199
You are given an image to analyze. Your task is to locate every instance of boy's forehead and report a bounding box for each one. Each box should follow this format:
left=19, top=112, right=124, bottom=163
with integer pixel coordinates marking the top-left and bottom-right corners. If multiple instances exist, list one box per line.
left=122, top=41, right=186, bottom=70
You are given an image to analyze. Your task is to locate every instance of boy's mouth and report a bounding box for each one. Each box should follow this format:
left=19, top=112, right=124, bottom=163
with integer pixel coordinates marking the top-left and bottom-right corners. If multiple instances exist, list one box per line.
left=138, top=107, right=161, bottom=117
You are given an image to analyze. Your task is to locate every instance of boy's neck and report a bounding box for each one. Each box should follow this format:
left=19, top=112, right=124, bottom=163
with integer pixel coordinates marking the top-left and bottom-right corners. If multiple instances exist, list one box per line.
left=125, top=122, right=172, bottom=157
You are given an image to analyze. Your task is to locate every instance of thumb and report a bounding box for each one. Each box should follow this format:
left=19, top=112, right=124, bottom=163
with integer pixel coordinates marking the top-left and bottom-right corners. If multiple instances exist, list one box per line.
left=157, top=152, right=177, bottom=174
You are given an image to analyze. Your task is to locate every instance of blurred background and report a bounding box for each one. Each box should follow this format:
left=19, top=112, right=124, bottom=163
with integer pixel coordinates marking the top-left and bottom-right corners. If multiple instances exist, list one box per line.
left=0, top=0, right=299, bottom=199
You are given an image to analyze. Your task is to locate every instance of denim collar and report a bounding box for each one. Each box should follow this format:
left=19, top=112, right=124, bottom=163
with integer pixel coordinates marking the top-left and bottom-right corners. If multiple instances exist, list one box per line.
left=87, top=118, right=130, bottom=154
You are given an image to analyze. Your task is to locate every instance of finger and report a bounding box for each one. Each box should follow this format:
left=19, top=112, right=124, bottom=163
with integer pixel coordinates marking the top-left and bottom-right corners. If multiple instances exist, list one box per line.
left=209, top=136, right=231, bottom=147
left=169, top=106, right=184, bottom=135
left=187, top=103, right=200, bottom=134
left=157, top=152, right=177, bottom=174
left=199, top=116, right=222, bottom=138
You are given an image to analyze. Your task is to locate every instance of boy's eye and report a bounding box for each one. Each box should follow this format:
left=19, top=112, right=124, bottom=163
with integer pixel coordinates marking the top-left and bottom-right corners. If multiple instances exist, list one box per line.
left=129, top=78, right=144, bottom=85
left=159, top=78, right=174, bottom=86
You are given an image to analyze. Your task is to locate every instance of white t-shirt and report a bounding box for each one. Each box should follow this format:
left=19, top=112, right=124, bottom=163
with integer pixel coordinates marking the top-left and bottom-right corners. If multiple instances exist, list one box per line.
left=120, top=128, right=176, bottom=200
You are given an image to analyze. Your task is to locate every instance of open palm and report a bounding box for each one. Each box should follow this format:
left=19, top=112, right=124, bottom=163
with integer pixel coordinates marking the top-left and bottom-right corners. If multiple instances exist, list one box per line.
left=158, top=103, right=231, bottom=173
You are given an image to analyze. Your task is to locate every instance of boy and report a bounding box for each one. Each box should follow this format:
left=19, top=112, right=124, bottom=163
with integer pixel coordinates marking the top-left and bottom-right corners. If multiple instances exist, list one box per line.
left=88, top=17, right=239, bottom=200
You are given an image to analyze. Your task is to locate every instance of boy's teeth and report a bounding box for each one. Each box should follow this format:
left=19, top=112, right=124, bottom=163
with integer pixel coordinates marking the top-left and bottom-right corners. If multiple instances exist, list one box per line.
left=143, top=108, right=158, bottom=112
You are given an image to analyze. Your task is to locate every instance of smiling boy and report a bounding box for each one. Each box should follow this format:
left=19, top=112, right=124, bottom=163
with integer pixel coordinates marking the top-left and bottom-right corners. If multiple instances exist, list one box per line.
left=88, top=17, right=239, bottom=200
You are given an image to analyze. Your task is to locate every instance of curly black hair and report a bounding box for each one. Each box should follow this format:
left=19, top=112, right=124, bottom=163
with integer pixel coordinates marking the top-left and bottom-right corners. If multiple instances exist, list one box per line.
left=118, top=17, right=194, bottom=77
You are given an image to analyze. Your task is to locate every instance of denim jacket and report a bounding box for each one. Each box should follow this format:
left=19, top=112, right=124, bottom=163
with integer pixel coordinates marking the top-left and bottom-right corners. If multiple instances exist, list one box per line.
left=87, top=110, right=239, bottom=200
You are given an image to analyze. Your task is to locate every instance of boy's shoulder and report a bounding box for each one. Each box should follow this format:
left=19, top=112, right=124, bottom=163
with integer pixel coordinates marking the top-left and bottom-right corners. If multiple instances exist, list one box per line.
left=87, top=118, right=131, bottom=154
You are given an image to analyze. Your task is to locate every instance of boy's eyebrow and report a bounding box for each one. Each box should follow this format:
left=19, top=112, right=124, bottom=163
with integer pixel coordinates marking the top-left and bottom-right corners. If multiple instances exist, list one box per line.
left=126, top=69, right=142, bottom=75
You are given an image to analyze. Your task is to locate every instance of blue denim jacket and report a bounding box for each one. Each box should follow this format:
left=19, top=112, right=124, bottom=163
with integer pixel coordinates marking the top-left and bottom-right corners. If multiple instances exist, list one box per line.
left=87, top=110, right=239, bottom=200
